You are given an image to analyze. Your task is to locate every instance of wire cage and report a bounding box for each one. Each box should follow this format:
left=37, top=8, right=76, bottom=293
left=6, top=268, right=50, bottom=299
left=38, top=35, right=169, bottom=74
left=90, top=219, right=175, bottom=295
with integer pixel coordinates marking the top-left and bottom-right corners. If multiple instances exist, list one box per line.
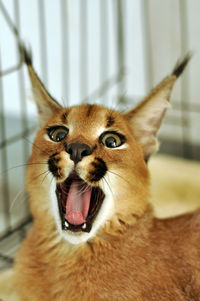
left=0, top=0, right=200, bottom=270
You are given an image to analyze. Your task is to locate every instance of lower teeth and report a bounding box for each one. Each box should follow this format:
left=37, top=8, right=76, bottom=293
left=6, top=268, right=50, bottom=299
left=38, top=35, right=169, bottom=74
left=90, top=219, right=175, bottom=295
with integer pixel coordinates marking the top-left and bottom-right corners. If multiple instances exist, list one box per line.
left=82, top=223, right=87, bottom=229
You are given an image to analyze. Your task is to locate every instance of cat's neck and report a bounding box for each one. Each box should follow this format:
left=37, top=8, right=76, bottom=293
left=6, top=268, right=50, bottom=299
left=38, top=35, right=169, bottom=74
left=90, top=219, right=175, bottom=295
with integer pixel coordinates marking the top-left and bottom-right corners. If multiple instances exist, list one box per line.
left=30, top=204, right=153, bottom=258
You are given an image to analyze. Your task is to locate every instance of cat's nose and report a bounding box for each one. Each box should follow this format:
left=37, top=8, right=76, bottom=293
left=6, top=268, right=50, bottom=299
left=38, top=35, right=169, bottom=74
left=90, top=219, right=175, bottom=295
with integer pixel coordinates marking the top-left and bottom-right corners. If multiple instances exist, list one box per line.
left=66, top=143, right=92, bottom=164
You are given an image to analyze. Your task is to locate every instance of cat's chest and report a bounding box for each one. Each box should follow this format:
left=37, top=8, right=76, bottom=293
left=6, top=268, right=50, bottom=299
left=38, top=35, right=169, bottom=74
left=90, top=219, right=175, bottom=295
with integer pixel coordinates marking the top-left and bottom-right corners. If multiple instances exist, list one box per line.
left=49, top=255, right=189, bottom=301
left=45, top=241, right=180, bottom=301
left=39, top=241, right=133, bottom=299
left=18, top=234, right=197, bottom=301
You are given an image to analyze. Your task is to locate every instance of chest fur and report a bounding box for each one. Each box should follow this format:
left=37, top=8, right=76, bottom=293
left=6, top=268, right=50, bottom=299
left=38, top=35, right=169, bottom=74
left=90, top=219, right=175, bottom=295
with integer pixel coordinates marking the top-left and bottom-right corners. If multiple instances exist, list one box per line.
left=15, top=212, right=200, bottom=301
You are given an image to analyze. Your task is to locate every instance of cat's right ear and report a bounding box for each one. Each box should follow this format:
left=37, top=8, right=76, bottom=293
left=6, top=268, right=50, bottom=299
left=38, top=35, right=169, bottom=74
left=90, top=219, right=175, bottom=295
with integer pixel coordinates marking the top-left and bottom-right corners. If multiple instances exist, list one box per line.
left=20, top=44, right=62, bottom=127
left=123, top=54, right=191, bottom=161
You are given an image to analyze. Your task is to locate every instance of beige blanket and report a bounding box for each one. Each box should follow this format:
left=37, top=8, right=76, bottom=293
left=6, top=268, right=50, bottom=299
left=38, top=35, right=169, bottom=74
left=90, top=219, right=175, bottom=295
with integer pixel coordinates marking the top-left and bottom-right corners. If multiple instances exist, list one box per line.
left=150, top=155, right=200, bottom=217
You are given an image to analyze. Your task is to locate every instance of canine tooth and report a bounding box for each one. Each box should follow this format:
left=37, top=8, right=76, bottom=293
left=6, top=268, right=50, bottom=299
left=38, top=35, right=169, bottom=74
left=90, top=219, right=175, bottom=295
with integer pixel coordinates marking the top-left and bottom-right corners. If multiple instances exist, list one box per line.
left=82, top=223, right=86, bottom=229
left=65, top=221, right=69, bottom=227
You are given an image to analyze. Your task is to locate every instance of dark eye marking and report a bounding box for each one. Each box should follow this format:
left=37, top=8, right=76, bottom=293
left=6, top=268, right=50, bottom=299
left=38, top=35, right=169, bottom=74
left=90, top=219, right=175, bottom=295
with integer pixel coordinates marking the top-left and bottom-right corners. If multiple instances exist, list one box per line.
left=89, top=157, right=107, bottom=182
left=106, top=115, right=115, bottom=128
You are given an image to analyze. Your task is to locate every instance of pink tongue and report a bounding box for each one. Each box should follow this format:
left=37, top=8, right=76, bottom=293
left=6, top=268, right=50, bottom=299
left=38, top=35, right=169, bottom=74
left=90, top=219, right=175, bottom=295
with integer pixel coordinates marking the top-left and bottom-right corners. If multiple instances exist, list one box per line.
left=65, top=181, right=92, bottom=225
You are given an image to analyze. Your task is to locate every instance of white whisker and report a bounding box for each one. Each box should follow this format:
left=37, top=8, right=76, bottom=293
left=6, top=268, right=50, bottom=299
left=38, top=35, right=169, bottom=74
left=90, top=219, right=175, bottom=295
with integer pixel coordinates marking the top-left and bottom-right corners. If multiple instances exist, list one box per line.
left=9, top=189, right=26, bottom=212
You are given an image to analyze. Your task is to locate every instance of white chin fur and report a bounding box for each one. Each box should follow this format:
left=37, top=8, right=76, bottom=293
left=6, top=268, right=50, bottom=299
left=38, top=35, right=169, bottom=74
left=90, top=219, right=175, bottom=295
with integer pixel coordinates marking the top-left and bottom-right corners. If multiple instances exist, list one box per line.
left=49, top=174, right=115, bottom=245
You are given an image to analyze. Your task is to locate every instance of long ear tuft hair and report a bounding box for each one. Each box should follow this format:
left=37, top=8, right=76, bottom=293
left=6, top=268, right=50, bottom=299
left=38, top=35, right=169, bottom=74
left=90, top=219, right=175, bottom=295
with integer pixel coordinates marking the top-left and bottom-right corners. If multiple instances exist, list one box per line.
left=123, top=54, right=191, bottom=162
left=19, top=42, right=62, bottom=127
left=172, top=53, right=192, bottom=78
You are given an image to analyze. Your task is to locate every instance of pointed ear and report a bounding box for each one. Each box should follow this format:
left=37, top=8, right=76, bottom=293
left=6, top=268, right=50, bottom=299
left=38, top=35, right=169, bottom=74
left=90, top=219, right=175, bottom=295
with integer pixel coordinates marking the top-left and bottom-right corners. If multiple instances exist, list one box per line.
left=20, top=44, right=62, bottom=127
left=123, top=54, right=191, bottom=161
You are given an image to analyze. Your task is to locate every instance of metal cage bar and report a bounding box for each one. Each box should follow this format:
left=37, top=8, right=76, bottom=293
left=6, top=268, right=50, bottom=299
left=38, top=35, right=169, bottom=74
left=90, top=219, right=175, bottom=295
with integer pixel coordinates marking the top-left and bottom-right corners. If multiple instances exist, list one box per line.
left=179, top=0, right=192, bottom=158
left=0, top=50, right=11, bottom=231
left=80, top=0, right=88, bottom=102
left=38, top=0, right=48, bottom=86
left=60, top=0, right=69, bottom=106
left=99, top=0, right=108, bottom=105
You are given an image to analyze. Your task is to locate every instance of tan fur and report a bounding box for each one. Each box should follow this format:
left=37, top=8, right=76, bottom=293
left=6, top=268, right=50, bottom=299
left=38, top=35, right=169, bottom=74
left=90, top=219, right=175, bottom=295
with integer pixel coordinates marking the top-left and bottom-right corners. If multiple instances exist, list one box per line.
left=3, top=51, right=200, bottom=300
left=0, top=269, right=20, bottom=301
left=1, top=155, right=200, bottom=301
left=15, top=210, right=200, bottom=301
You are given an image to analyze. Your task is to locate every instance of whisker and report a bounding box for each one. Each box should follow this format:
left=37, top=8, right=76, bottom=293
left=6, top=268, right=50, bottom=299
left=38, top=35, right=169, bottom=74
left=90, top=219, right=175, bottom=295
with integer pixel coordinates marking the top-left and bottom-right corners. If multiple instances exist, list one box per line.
left=9, top=170, right=52, bottom=212
left=23, top=136, right=51, bottom=156
left=107, top=170, right=131, bottom=186
left=32, top=170, right=50, bottom=182
left=59, top=180, right=91, bottom=197
left=102, top=176, right=114, bottom=199
left=50, top=173, right=55, bottom=186
left=76, top=183, right=90, bottom=197
left=9, top=188, right=26, bottom=212
left=0, top=162, right=48, bottom=176
left=41, top=171, right=51, bottom=184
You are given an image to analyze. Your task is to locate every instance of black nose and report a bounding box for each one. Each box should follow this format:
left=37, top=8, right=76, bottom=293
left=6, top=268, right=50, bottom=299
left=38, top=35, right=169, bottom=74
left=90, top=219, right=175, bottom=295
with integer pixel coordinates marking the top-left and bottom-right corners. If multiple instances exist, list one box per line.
left=66, top=143, right=92, bottom=164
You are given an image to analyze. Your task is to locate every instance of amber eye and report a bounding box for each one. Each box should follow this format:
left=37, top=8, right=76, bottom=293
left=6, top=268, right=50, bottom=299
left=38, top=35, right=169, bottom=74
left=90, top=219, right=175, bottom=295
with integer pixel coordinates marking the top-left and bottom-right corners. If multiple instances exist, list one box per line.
left=101, top=133, right=123, bottom=148
left=48, top=126, right=69, bottom=142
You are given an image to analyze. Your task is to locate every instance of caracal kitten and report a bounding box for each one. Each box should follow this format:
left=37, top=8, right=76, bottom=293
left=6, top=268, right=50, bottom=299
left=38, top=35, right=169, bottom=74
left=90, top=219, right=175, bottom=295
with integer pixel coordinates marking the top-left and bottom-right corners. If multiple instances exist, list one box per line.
left=12, top=48, right=200, bottom=301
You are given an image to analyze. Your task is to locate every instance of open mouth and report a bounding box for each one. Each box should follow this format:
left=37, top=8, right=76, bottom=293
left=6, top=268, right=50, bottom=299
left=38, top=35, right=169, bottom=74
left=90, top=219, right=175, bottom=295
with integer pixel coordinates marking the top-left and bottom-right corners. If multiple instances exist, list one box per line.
left=56, top=172, right=105, bottom=233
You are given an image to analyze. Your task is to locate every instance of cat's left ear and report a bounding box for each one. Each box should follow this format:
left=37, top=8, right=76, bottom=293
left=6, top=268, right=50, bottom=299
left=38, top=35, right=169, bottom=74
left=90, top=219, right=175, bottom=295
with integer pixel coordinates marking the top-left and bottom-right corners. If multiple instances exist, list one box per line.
left=20, top=44, right=62, bottom=127
left=123, top=55, right=191, bottom=161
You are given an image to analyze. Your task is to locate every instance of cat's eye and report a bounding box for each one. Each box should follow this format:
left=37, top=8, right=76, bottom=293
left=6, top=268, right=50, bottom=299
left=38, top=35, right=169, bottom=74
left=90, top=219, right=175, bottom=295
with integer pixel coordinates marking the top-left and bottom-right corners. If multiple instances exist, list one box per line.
left=101, top=132, right=124, bottom=148
left=48, top=126, right=69, bottom=142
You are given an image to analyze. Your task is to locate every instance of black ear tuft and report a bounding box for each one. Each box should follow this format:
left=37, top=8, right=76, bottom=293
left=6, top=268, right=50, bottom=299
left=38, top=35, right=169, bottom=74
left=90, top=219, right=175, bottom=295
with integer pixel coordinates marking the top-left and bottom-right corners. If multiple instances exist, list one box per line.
left=172, top=53, right=192, bottom=78
left=18, top=40, right=62, bottom=127
left=18, top=42, right=32, bottom=66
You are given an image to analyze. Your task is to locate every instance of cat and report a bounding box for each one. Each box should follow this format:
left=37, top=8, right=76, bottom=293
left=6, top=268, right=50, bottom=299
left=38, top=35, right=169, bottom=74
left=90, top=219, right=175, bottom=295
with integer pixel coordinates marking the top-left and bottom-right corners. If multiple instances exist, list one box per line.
left=12, top=46, right=200, bottom=301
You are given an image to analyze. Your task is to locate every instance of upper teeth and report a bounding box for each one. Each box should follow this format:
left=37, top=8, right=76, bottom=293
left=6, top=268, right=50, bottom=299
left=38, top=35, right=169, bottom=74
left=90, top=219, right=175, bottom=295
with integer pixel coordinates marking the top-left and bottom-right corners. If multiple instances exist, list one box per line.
left=82, top=223, right=86, bottom=229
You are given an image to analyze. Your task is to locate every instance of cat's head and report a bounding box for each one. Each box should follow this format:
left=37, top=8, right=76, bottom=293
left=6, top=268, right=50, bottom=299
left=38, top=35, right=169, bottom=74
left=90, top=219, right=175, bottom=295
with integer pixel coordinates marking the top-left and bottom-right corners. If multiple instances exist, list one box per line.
left=22, top=47, right=190, bottom=244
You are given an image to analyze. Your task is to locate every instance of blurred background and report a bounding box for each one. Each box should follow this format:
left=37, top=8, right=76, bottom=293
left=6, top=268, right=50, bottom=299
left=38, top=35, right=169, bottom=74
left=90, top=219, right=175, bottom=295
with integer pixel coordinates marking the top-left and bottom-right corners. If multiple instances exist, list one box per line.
left=0, top=0, right=200, bottom=270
